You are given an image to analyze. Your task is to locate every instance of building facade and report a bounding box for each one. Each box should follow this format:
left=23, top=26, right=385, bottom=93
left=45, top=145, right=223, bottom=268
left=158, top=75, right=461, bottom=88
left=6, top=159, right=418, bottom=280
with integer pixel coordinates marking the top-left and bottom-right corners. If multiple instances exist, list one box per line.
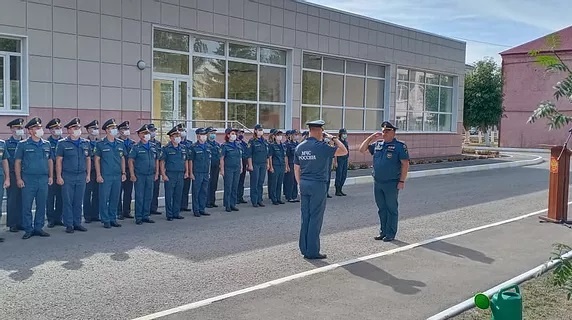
left=0, top=0, right=466, bottom=162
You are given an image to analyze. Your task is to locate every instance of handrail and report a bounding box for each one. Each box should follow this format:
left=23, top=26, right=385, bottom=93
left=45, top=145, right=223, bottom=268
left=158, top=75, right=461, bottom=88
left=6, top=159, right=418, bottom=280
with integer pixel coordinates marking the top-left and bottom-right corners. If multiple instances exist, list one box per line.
left=137, top=118, right=254, bottom=133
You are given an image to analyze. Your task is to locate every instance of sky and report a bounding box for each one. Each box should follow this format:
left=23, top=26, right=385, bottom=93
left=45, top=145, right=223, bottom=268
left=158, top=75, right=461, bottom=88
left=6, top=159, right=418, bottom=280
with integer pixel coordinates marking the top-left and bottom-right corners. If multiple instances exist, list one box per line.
left=307, top=0, right=571, bottom=65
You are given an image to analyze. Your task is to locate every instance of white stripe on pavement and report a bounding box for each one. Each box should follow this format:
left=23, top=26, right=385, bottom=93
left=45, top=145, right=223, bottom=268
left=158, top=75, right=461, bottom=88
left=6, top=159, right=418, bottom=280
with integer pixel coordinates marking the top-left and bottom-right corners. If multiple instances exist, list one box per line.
left=130, top=202, right=562, bottom=320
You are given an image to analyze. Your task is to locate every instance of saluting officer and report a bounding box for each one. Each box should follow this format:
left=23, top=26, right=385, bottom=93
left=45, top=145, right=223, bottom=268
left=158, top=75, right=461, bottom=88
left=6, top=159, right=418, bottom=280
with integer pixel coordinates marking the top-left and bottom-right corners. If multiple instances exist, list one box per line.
left=148, top=124, right=162, bottom=216
left=129, top=125, right=159, bottom=225
left=246, top=124, right=270, bottom=207
left=220, top=128, right=242, bottom=212
left=284, top=129, right=300, bottom=202
left=0, top=135, right=10, bottom=242
left=83, top=120, right=100, bottom=223
left=46, top=118, right=64, bottom=228
left=15, top=117, right=53, bottom=239
left=206, top=127, right=221, bottom=208
left=177, top=124, right=193, bottom=211
left=294, top=120, right=348, bottom=259
left=269, top=129, right=288, bottom=205
left=94, top=119, right=126, bottom=229
left=5, top=118, right=25, bottom=233
left=236, top=129, right=248, bottom=204
left=160, top=126, right=188, bottom=221
left=55, top=118, right=90, bottom=234
left=117, top=121, right=135, bottom=220
left=189, top=127, right=211, bottom=217
left=334, top=128, right=350, bottom=196
left=358, top=121, right=409, bottom=242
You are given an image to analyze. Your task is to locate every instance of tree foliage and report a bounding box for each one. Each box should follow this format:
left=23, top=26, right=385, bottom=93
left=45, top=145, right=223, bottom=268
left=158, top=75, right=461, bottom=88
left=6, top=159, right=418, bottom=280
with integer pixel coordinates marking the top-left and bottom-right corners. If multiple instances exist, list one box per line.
left=463, top=58, right=505, bottom=131
left=527, top=34, right=572, bottom=129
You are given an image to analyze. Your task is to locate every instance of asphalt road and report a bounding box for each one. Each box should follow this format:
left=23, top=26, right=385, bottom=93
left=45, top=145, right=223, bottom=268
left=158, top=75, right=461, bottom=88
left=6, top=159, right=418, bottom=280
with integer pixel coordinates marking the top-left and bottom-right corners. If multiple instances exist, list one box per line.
left=0, top=159, right=560, bottom=320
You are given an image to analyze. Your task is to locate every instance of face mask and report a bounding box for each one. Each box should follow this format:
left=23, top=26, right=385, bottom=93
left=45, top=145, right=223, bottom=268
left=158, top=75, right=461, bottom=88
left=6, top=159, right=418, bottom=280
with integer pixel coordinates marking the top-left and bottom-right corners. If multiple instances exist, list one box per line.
left=324, top=138, right=331, bottom=143
left=209, top=134, right=216, bottom=140
left=257, top=130, right=263, bottom=136
left=342, top=134, right=348, bottom=139
left=150, top=131, right=156, bottom=138
left=35, top=128, right=44, bottom=138
left=53, top=129, right=62, bottom=136
left=143, top=134, right=151, bottom=141
left=199, top=135, right=207, bottom=142
left=123, top=130, right=130, bottom=136
left=109, top=128, right=118, bottom=137
left=238, top=134, right=244, bottom=140
left=276, top=135, right=283, bottom=142
left=229, top=134, right=237, bottom=141
left=174, top=137, right=182, bottom=144
left=180, top=130, right=187, bottom=137
left=72, top=129, right=82, bottom=138
left=294, top=135, right=300, bottom=141
left=91, top=129, right=99, bottom=136
left=15, top=129, right=24, bottom=137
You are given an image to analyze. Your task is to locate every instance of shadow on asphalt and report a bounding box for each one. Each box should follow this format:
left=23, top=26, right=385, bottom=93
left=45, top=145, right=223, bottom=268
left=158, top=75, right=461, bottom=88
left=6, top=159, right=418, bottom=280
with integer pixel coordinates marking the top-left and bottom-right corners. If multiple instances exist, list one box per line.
left=423, top=240, right=495, bottom=264
left=342, top=262, right=426, bottom=295
left=0, top=166, right=549, bottom=282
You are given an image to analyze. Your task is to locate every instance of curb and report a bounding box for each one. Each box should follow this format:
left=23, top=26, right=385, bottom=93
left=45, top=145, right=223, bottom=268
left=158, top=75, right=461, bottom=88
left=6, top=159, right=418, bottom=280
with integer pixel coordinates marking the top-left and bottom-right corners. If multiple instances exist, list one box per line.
left=0, top=155, right=545, bottom=225
left=464, top=146, right=551, bottom=153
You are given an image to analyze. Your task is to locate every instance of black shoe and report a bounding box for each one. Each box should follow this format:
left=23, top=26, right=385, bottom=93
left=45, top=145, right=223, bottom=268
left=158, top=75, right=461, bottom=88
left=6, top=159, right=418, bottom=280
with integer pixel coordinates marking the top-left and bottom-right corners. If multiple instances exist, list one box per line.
left=65, top=227, right=74, bottom=234
left=142, top=219, right=155, bottom=223
left=272, top=202, right=279, bottom=205
left=374, top=234, right=386, bottom=241
left=150, top=211, right=162, bottom=215
left=55, top=221, right=65, bottom=226
left=340, top=190, right=347, bottom=196
left=117, top=215, right=125, bottom=220
left=327, top=194, right=332, bottom=198
left=181, top=208, right=191, bottom=211
left=231, top=207, right=239, bottom=211
left=258, top=202, right=265, bottom=207
left=225, top=208, right=232, bottom=212
left=174, top=216, right=185, bottom=219
left=200, top=212, right=210, bottom=216
left=382, top=237, right=395, bottom=242
left=167, top=217, right=173, bottom=221
left=238, top=199, right=247, bottom=204
left=304, top=253, right=327, bottom=260
left=92, top=218, right=101, bottom=222
left=252, top=203, right=259, bottom=208
left=0, top=237, right=4, bottom=242
left=136, top=220, right=143, bottom=225
left=34, top=230, right=50, bottom=237
left=212, top=204, right=218, bottom=208
left=47, top=222, right=56, bottom=228
left=123, top=214, right=134, bottom=219
left=194, top=213, right=201, bottom=217
left=110, top=222, right=122, bottom=227
left=278, top=201, right=285, bottom=204
left=335, top=191, right=343, bottom=196
left=9, top=226, right=19, bottom=233
left=84, top=220, right=92, bottom=224
left=103, top=222, right=111, bottom=229
left=74, top=225, right=88, bottom=232
left=206, top=204, right=213, bottom=208
left=22, top=232, right=33, bottom=239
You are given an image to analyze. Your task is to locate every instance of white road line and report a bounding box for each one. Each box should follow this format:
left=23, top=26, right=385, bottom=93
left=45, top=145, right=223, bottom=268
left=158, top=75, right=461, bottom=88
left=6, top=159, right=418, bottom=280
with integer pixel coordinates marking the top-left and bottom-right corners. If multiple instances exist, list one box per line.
left=131, top=204, right=566, bottom=320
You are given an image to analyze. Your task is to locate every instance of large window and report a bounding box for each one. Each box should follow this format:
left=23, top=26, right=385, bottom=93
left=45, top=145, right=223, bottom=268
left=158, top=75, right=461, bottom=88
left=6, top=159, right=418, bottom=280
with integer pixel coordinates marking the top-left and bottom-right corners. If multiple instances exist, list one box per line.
left=395, top=68, right=455, bottom=132
left=0, top=36, right=26, bottom=114
left=153, top=29, right=287, bottom=130
left=301, top=53, right=386, bottom=131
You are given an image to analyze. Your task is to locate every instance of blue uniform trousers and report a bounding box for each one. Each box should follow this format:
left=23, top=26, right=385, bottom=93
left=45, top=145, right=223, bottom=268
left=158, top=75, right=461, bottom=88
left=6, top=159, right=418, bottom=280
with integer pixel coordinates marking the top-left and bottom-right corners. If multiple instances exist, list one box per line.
left=118, top=173, right=133, bottom=217
left=223, top=168, right=240, bottom=210
left=62, top=173, right=86, bottom=228
left=267, top=169, right=275, bottom=201
left=237, top=161, right=247, bottom=201
left=151, top=178, right=160, bottom=212
left=270, top=165, right=285, bottom=203
left=47, top=177, right=63, bottom=224
left=21, top=174, right=48, bottom=233
left=335, top=157, right=348, bottom=189
left=192, top=172, right=209, bottom=214
left=0, top=174, right=4, bottom=219
left=6, top=171, right=22, bottom=228
left=374, top=181, right=399, bottom=239
left=249, top=163, right=266, bottom=205
left=165, top=171, right=184, bottom=219
left=134, top=174, right=154, bottom=222
left=83, top=172, right=99, bottom=222
left=207, top=163, right=220, bottom=206
left=99, top=175, right=121, bottom=224
left=283, top=163, right=298, bottom=200
left=298, top=179, right=328, bottom=257
left=181, top=177, right=191, bottom=210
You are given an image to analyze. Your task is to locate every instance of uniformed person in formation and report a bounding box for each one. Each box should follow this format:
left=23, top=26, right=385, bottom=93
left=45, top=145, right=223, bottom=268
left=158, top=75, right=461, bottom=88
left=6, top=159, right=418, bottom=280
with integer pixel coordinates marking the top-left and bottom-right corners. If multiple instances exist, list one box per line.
left=46, top=118, right=64, bottom=228
left=284, top=129, right=300, bottom=203
left=0, top=134, right=10, bottom=242
left=294, top=120, right=347, bottom=259
left=269, top=129, right=288, bottom=205
left=55, top=117, right=90, bottom=234
left=129, top=124, right=159, bottom=225
left=94, top=119, right=126, bottom=229
left=148, top=124, right=162, bottom=216
left=236, top=129, right=248, bottom=204
left=15, top=117, right=53, bottom=239
left=358, top=121, right=409, bottom=242
left=160, top=126, right=188, bottom=221
left=5, top=118, right=23, bottom=233
left=246, top=124, right=270, bottom=207
left=177, top=124, right=193, bottom=211
left=220, top=128, right=242, bottom=212
left=206, top=127, right=221, bottom=208
left=188, top=127, right=211, bottom=217
left=117, top=121, right=135, bottom=220
left=334, top=128, right=350, bottom=196
left=83, top=120, right=100, bottom=223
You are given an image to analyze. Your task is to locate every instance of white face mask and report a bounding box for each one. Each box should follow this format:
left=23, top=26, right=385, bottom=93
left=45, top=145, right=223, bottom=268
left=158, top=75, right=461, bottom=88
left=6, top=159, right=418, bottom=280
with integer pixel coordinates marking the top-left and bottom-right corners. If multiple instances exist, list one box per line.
left=294, top=135, right=300, bottom=141
left=143, top=134, right=151, bottom=141
left=91, top=129, right=99, bottom=136
left=199, top=135, right=207, bottom=142
left=229, top=134, right=237, bottom=141
left=257, top=130, right=264, bottom=136
left=53, top=129, right=62, bottom=136
left=276, top=135, right=283, bottom=142
left=72, top=129, right=82, bottom=138
left=15, top=129, right=24, bottom=137
left=180, top=130, right=187, bottom=137
left=174, top=137, right=182, bottom=144
left=109, top=128, right=118, bottom=137
left=122, top=130, right=130, bottom=136
left=35, top=128, right=44, bottom=138
left=150, top=131, right=156, bottom=138
left=342, top=134, right=348, bottom=139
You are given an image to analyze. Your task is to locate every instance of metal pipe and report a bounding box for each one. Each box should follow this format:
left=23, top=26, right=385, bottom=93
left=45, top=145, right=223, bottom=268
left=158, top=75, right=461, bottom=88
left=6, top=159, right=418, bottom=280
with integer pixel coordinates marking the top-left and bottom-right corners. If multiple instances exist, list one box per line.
left=427, top=249, right=572, bottom=320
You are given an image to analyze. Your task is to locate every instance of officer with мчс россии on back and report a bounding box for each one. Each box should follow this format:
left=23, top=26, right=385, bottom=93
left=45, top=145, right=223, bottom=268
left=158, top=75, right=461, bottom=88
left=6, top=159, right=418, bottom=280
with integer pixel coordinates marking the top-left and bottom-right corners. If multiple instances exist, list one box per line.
left=294, top=120, right=348, bottom=260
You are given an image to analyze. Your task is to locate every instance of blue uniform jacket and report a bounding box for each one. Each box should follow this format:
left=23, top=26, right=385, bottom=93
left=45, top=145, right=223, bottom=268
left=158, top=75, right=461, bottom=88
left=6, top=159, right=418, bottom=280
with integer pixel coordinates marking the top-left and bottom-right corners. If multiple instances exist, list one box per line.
left=6, top=136, right=21, bottom=172
left=14, top=138, right=53, bottom=175
left=207, top=140, right=222, bottom=165
left=128, top=141, right=158, bottom=176
left=285, top=140, right=298, bottom=165
left=221, top=141, right=242, bottom=169
left=0, top=140, right=10, bottom=177
left=368, top=138, right=409, bottom=182
left=160, top=142, right=187, bottom=173
left=246, top=137, right=270, bottom=165
left=270, top=142, right=286, bottom=167
left=55, top=137, right=91, bottom=175
left=95, top=138, right=125, bottom=176
left=188, top=142, right=211, bottom=173
left=294, top=137, right=337, bottom=183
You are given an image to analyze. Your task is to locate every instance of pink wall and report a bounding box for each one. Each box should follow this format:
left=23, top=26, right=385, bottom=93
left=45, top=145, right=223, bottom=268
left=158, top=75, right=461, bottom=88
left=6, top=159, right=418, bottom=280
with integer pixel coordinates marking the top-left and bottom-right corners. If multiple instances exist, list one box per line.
left=500, top=53, right=572, bottom=148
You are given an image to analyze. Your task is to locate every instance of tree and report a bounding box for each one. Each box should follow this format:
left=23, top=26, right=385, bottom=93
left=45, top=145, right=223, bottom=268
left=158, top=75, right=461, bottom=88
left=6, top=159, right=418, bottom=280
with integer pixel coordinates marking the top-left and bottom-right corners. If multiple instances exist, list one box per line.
left=463, top=58, right=505, bottom=146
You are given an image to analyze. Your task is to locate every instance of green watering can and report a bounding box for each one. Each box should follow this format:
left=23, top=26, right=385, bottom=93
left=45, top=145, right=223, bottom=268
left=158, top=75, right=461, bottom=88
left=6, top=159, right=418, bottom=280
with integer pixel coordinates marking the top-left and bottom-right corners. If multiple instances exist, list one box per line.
left=474, top=285, right=523, bottom=320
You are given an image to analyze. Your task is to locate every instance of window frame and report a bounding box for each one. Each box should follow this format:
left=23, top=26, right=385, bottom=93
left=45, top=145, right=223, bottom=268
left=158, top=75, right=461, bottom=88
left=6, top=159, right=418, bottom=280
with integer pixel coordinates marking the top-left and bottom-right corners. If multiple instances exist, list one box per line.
left=0, top=34, right=28, bottom=116
left=151, top=27, right=290, bottom=132
left=394, top=66, right=457, bottom=133
left=300, top=51, right=388, bottom=132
